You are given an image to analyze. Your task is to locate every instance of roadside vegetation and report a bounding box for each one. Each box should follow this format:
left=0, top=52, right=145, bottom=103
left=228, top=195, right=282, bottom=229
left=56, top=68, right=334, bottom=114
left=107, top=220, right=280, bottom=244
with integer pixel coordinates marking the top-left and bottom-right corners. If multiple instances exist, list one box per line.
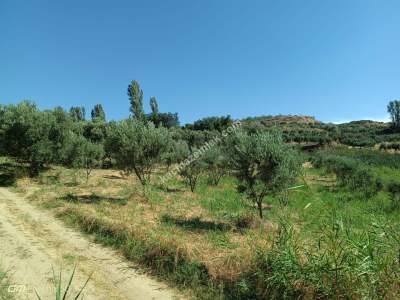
left=35, top=265, right=91, bottom=300
left=1, top=86, right=400, bottom=299
left=2, top=152, right=399, bottom=299
left=0, top=267, right=13, bottom=300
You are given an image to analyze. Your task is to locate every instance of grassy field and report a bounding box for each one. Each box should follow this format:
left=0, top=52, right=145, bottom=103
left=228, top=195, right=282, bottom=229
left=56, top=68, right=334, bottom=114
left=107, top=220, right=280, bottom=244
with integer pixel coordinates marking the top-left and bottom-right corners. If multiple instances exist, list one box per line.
left=1, top=149, right=400, bottom=299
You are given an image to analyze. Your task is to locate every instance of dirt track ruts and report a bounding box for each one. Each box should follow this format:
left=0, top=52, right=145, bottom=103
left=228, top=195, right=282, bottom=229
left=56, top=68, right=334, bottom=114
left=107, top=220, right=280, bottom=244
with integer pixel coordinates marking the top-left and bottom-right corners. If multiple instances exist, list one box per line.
left=0, top=187, right=181, bottom=299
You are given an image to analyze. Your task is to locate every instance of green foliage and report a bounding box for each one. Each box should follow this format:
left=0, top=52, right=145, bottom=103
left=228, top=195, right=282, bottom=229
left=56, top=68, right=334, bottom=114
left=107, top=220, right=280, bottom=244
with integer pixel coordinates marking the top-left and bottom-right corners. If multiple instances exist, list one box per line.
left=60, top=132, right=86, bottom=168
left=90, top=104, right=106, bottom=122
left=162, top=140, right=189, bottom=172
left=387, top=181, right=400, bottom=210
left=127, top=80, right=145, bottom=121
left=387, top=100, right=400, bottom=130
left=149, top=112, right=180, bottom=128
left=82, top=121, right=107, bottom=144
left=316, top=147, right=400, bottom=169
left=81, top=140, right=104, bottom=182
left=379, top=142, right=400, bottom=150
left=149, top=96, right=158, bottom=115
left=181, top=129, right=207, bottom=149
left=202, top=146, right=226, bottom=186
left=178, top=156, right=206, bottom=192
left=227, top=130, right=301, bottom=218
left=49, top=107, right=75, bottom=160
left=0, top=101, right=69, bottom=175
left=0, top=101, right=37, bottom=158
left=147, top=96, right=179, bottom=128
left=253, top=212, right=400, bottom=299
left=175, top=145, right=207, bottom=192
left=60, top=132, right=104, bottom=181
left=240, top=116, right=400, bottom=147
left=69, top=106, right=86, bottom=122
left=312, top=153, right=382, bottom=197
left=187, top=115, right=233, bottom=132
left=107, top=118, right=171, bottom=185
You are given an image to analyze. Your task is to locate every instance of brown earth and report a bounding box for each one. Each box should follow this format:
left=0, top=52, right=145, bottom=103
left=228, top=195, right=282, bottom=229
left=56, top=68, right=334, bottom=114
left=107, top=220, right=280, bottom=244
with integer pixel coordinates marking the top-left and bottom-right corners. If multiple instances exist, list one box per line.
left=0, top=187, right=183, bottom=300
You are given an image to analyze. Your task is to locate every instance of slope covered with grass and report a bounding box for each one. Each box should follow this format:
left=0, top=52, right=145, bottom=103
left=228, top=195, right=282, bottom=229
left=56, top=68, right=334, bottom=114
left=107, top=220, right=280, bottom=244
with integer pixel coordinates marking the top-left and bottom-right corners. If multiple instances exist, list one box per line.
left=3, top=153, right=398, bottom=299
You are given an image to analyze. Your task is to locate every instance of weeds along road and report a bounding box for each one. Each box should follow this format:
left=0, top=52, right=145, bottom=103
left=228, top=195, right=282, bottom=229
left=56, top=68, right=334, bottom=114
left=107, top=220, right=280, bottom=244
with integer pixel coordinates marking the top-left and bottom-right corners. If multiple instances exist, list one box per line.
left=0, top=187, right=181, bottom=300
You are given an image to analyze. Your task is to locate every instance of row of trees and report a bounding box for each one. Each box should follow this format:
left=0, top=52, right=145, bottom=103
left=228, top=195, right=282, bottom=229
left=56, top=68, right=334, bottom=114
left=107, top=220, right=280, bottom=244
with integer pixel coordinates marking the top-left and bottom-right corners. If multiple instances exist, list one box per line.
left=0, top=80, right=302, bottom=218
left=105, top=116, right=301, bottom=218
left=69, top=104, right=106, bottom=122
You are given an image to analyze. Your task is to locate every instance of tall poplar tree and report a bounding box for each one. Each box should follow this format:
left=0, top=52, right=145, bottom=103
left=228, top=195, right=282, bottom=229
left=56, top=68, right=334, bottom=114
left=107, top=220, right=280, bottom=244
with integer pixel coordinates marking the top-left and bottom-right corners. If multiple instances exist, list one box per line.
left=127, top=80, right=145, bottom=121
left=388, top=100, right=400, bottom=130
left=150, top=96, right=159, bottom=115
left=91, top=104, right=106, bottom=122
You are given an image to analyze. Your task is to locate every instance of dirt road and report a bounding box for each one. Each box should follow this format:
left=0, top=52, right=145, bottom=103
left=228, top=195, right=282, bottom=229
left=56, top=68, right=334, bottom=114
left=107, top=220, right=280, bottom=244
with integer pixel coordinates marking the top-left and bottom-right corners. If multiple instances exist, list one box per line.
left=0, top=187, right=181, bottom=300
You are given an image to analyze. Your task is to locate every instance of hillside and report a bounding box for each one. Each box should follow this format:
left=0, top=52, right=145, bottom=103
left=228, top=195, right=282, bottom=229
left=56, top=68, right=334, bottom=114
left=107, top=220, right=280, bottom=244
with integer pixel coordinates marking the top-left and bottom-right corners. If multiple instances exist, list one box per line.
left=241, top=115, right=397, bottom=147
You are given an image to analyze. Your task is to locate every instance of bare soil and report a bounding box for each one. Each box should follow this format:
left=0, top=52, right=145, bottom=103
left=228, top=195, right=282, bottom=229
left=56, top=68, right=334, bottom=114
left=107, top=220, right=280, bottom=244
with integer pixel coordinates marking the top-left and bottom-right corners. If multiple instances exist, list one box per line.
left=0, top=187, right=182, bottom=300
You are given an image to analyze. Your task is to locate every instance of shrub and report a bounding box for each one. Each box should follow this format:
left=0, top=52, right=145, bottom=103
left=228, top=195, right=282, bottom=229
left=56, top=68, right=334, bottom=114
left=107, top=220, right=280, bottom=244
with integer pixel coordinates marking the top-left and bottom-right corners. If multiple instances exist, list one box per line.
left=60, top=132, right=104, bottom=182
left=60, top=132, right=86, bottom=168
left=202, top=146, right=226, bottom=186
left=312, top=152, right=382, bottom=197
left=178, top=149, right=206, bottom=192
left=227, top=130, right=301, bottom=218
left=254, top=213, right=400, bottom=299
left=162, top=140, right=189, bottom=172
left=81, top=140, right=104, bottom=182
left=380, top=142, right=400, bottom=151
left=107, top=119, right=171, bottom=186
left=0, top=102, right=58, bottom=175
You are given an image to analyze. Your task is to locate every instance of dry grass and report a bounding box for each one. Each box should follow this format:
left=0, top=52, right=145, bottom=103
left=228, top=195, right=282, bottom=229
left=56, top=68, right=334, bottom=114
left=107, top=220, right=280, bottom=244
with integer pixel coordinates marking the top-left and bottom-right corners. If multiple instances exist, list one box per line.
left=19, top=166, right=273, bottom=292
left=11, top=162, right=399, bottom=299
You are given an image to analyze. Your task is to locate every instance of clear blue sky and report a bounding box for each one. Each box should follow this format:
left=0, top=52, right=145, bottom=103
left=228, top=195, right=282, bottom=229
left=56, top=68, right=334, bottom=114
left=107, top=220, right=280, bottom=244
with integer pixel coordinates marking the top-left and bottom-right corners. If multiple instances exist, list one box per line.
left=1, top=0, right=399, bottom=124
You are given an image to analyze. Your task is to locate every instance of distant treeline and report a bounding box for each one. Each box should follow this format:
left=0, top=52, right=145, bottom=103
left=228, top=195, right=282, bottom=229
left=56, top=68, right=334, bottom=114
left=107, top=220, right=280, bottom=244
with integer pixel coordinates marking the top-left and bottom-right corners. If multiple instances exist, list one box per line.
left=1, top=81, right=400, bottom=176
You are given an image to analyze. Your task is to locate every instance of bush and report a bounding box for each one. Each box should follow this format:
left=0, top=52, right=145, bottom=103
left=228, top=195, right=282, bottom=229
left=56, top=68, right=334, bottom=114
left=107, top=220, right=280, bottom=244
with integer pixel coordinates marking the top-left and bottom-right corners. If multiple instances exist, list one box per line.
left=162, top=140, right=189, bottom=172
left=0, top=102, right=59, bottom=175
left=202, top=146, right=226, bottom=186
left=312, top=152, right=382, bottom=197
left=107, top=119, right=171, bottom=186
left=227, top=130, right=301, bottom=218
left=254, top=214, right=400, bottom=299
left=379, top=142, right=400, bottom=151
left=178, top=148, right=206, bottom=192
left=81, top=140, right=104, bottom=182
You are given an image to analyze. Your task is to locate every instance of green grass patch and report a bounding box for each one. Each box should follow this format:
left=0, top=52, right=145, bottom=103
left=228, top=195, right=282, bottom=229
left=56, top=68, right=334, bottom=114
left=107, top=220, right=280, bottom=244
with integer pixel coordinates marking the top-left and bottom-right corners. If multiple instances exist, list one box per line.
left=5, top=155, right=400, bottom=299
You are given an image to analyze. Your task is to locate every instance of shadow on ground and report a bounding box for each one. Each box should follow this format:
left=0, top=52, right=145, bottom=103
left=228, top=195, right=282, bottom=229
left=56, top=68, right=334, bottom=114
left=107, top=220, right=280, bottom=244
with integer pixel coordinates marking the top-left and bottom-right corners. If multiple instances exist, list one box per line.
left=60, top=193, right=127, bottom=206
left=103, top=174, right=126, bottom=180
left=161, top=215, right=232, bottom=232
left=0, top=161, right=30, bottom=187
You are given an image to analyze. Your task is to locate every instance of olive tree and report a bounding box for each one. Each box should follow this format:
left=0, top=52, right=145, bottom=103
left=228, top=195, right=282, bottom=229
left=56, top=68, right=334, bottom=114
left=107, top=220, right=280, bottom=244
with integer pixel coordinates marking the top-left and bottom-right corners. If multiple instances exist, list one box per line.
left=162, top=140, right=189, bottom=172
left=107, top=118, right=171, bottom=186
left=178, top=148, right=206, bottom=192
left=60, top=132, right=104, bottom=182
left=203, top=146, right=226, bottom=186
left=60, top=132, right=86, bottom=168
left=81, top=140, right=104, bottom=182
left=0, top=101, right=58, bottom=175
left=227, top=130, right=301, bottom=218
